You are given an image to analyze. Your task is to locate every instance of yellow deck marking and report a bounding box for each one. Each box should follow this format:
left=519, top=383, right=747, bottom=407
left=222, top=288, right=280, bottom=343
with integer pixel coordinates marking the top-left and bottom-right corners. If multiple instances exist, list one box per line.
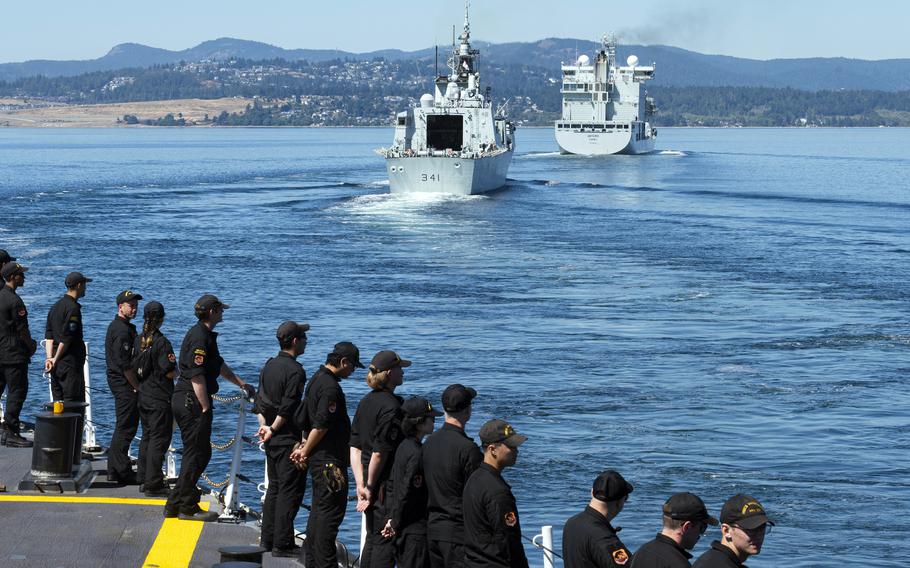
left=0, top=495, right=167, bottom=505
left=142, top=502, right=211, bottom=568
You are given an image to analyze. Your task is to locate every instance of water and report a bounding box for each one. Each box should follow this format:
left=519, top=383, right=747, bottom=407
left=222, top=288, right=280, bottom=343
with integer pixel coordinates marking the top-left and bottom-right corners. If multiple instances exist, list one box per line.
left=2, top=127, right=909, bottom=567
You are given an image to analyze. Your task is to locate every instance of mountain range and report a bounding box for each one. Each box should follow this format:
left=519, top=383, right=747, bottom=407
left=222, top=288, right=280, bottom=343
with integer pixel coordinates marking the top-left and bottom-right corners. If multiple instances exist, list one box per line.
left=2, top=37, right=910, bottom=91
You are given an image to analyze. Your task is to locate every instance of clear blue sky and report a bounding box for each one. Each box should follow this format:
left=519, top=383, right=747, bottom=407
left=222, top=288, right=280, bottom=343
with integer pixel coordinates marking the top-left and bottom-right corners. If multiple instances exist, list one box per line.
left=2, top=0, right=906, bottom=63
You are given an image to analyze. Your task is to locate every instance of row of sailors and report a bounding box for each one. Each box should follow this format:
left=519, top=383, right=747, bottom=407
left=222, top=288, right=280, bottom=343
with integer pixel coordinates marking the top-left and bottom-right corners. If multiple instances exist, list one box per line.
left=0, top=256, right=774, bottom=568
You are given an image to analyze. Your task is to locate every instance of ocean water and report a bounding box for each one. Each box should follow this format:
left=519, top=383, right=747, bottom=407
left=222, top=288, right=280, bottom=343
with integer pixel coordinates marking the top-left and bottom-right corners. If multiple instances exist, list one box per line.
left=1, top=127, right=908, bottom=567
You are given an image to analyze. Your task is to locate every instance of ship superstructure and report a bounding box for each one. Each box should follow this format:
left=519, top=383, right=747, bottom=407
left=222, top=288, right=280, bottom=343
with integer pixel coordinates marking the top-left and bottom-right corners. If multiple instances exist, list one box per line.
left=377, top=2, right=515, bottom=195
left=555, top=36, right=657, bottom=155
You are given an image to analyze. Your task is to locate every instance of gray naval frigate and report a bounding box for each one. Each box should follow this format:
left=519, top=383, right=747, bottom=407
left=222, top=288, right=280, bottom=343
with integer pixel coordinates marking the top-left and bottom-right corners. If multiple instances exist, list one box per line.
left=555, top=35, right=657, bottom=155
left=377, top=3, right=515, bottom=195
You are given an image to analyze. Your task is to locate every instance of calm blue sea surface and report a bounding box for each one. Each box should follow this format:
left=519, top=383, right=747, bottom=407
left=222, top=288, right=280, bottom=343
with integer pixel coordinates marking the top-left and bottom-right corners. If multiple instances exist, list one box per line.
left=1, top=127, right=908, bottom=567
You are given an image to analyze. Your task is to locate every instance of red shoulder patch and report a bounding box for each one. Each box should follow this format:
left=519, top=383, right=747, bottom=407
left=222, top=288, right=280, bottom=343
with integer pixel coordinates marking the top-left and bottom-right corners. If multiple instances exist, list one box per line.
left=612, top=548, right=629, bottom=565
left=168, top=353, right=176, bottom=363
left=194, top=354, right=204, bottom=365
left=328, top=402, right=337, bottom=413
left=413, top=474, right=423, bottom=488
left=504, top=511, right=517, bottom=527
left=17, top=308, right=26, bottom=317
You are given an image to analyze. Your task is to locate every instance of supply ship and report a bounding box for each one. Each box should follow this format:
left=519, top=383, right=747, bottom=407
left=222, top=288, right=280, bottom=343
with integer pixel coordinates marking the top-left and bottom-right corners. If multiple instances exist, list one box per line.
left=555, top=35, right=657, bottom=155
left=377, top=2, right=515, bottom=195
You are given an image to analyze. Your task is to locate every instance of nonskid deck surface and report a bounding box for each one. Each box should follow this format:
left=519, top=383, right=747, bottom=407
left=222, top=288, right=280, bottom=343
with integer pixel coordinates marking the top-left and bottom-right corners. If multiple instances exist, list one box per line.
left=0, top=443, right=299, bottom=568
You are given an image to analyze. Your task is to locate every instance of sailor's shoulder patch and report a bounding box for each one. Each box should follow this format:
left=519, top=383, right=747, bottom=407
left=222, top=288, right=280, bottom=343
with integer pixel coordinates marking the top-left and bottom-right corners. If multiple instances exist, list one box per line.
left=612, top=548, right=630, bottom=566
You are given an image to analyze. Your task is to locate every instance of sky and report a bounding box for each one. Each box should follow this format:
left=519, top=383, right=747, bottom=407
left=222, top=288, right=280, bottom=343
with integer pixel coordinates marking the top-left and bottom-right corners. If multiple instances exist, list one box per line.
left=2, top=0, right=907, bottom=63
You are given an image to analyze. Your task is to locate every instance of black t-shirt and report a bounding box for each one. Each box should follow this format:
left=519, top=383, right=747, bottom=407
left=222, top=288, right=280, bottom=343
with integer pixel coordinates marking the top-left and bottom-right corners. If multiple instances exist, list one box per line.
left=175, top=321, right=224, bottom=397
left=45, top=294, right=86, bottom=366
left=629, top=533, right=693, bottom=568
left=349, top=388, right=403, bottom=486
left=463, top=462, right=529, bottom=568
left=383, top=437, right=428, bottom=536
left=562, top=507, right=633, bottom=568
left=0, top=286, right=34, bottom=364
left=298, top=365, right=351, bottom=465
left=133, top=331, right=177, bottom=405
left=255, top=351, right=305, bottom=447
left=105, top=315, right=137, bottom=382
left=422, top=422, right=483, bottom=542
left=691, top=541, right=747, bottom=568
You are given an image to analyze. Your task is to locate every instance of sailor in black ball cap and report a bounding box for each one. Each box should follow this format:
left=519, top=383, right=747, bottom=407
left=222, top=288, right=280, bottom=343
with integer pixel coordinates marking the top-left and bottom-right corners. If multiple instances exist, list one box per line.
left=630, top=492, right=718, bottom=568
left=380, top=396, right=443, bottom=568
left=0, top=261, right=36, bottom=448
left=104, top=289, right=143, bottom=485
left=164, top=294, right=256, bottom=522
left=562, top=470, right=634, bottom=567
left=692, top=495, right=774, bottom=568
left=255, top=320, right=309, bottom=558
left=422, top=383, right=483, bottom=568
left=462, top=419, right=529, bottom=568
left=44, top=272, right=92, bottom=403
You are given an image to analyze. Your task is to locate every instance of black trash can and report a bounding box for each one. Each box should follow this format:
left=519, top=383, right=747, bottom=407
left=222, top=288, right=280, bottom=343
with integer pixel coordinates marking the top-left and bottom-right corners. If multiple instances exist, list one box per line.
left=43, top=401, right=89, bottom=467
left=30, top=412, right=78, bottom=477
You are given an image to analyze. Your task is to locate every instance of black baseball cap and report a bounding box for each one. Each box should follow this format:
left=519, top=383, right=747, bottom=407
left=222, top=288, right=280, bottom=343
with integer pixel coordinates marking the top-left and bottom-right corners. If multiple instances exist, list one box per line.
left=592, top=470, right=634, bottom=502
left=276, top=320, right=310, bottom=341
left=720, top=494, right=774, bottom=529
left=1, top=262, right=27, bottom=280
left=0, top=250, right=15, bottom=264
left=664, top=492, right=719, bottom=525
left=479, top=419, right=527, bottom=448
left=442, top=383, right=477, bottom=412
left=402, top=396, right=444, bottom=420
left=195, top=294, right=229, bottom=311
left=65, top=272, right=93, bottom=287
left=143, top=301, right=165, bottom=318
left=370, top=350, right=412, bottom=373
left=116, top=290, right=143, bottom=304
left=332, top=341, right=365, bottom=368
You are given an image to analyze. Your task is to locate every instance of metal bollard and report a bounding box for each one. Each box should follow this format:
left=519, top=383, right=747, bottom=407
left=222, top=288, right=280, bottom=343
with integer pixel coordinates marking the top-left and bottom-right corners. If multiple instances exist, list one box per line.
left=532, top=525, right=555, bottom=568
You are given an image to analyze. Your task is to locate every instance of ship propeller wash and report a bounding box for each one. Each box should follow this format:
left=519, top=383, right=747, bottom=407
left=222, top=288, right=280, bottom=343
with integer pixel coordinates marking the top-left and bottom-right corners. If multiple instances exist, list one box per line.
left=376, top=2, right=515, bottom=195
left=555, top=35, right=657, bottom=155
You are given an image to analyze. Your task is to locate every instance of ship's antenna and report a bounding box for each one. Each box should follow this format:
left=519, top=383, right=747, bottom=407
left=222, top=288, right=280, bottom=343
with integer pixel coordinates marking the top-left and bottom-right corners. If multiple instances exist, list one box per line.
left=435, top=45, right=438, bottom=78
left=463, top=0, right=470, bottom=40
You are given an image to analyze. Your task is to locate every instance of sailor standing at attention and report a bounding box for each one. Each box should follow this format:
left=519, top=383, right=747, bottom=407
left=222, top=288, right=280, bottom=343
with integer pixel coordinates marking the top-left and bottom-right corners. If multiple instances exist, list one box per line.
left=422, top=383, right=482, bottom=568
left=562, top=470, right=634, bottom=567
left=291, top=341, right=363, bottom=568
left=629, top=492, right=718, bottom=568
left=0, top=261, right=37, bottom=448
left=104, top=290, right=143, bottom=485
left=164, top=294, right=255, bottom=522
left=255, top=320, right=309, bottom=558
left=462, top=419, right=529, bottom=568
left=350, top=350, right=410, bottom=568
left=691, top=495, right=774, bottom=568
left=45, top=272, right=92, bottom=413
left=132, top=300, right=177, bottom=497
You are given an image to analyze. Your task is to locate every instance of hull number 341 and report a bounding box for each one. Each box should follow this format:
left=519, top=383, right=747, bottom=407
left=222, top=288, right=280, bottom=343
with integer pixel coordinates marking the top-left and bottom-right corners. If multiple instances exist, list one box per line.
left=421, top=173, right=440, bottom=182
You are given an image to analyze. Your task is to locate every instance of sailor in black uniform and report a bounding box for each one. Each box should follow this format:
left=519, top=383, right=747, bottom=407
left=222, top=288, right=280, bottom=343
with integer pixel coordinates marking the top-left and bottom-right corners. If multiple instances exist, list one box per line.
left=164, top=294, right=255, bottom=522
left=422, top=383, right=482, bottom=568
left=255, top=320, right=308, bottom=557
left=133, top=300, right=177, bottom=496
left=350, top=350, right=410, bottom=568
left=562, top=470, right=634, bottom=568
left=44, top=272, right=92, bottom=405
left=462, top=419, right=529, bottom=568
left=380, top=396, right=443, bottom=568
left=291, top=341, right=363, bottom=568
left=0, top=262, right=37, bottom=448
left=691, top=495, right=773, bottom=568
left=105, top=289, right=142, bottom=484
left=630, top=493, right=718, bottom=568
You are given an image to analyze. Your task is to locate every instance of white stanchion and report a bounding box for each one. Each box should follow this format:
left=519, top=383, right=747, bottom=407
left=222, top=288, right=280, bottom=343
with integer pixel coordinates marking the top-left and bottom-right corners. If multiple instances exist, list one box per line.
left=82, top=341, right=99, bottom=451
left=360, top=512, right=367, bottom=560
left=220, top=395, right=248, bottom=519
left=532, top=525, right=555, bottom=568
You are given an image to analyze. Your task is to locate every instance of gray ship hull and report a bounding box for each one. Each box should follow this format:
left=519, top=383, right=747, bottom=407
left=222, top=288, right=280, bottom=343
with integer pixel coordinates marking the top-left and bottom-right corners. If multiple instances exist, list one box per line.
left=386, top=151, right=513, bottom=195
left=555, top=128, right=655, bottom=156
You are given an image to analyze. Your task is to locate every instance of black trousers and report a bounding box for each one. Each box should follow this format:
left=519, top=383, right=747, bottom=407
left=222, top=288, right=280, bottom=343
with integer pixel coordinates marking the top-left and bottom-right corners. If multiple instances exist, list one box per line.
left=50, top=358, right=85, bottom=403
left=303, top=460, right=348, bottom=568
left=165, top=391, right=212, bottom=514
left=0, top=363, right=28, bottom=431
left=137, top=396, right=172, bottom=489
left=107, top=377, right=139, bottom=479
left=428, top=540, right=466, bottom=568
left=396, top=532, right=430, bottom=568
left=360, top=489, right=396, bottom=568
left=260, top=442, right=307, bottom=550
